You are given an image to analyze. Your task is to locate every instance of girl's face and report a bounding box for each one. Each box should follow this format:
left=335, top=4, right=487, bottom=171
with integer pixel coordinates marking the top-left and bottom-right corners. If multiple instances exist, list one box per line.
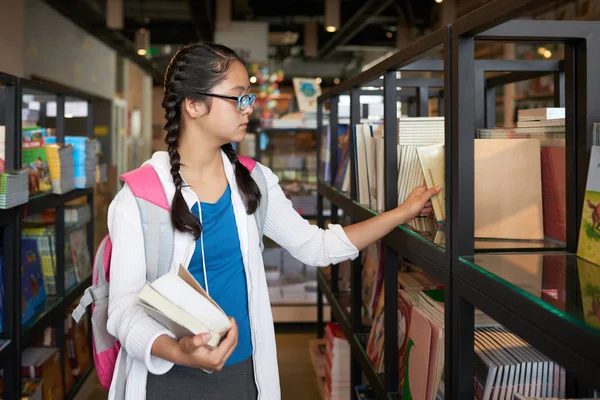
left=189, top=60, right=254, bottom=146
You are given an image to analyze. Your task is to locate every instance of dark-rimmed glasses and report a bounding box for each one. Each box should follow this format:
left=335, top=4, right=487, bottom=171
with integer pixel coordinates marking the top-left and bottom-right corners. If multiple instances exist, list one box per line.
left=198, top=92, right=256, bottom=111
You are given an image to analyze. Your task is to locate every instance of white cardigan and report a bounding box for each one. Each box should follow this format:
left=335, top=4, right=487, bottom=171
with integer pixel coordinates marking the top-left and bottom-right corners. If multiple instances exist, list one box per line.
left=106, top=151, right=359, bottom=399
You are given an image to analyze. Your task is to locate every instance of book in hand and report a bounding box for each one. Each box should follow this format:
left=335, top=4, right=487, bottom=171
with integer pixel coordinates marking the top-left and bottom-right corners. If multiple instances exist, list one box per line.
left=138, top=265, right=232, bottom=349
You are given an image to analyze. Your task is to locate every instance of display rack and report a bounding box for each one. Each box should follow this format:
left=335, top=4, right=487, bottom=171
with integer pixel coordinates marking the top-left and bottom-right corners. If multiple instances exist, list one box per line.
left=316, top=1, right=600, bottom=399
left=0, top=76, right=95, bottom=399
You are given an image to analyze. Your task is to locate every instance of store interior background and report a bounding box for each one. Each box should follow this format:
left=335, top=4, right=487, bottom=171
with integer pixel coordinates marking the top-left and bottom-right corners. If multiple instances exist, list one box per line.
left=1, top=0, right=598, bottom=398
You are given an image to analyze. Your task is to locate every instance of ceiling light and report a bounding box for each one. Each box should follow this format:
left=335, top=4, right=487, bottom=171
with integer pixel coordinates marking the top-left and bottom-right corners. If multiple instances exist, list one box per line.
left=543, top=50, right=552, bottom=58
left=435, top=0, right=443, bottom=3
left=250, top=76, right=257, bottom=84
left=325, top=0, right=340, bottom=33
left=316, top=77, right=323, bottom=84
left=135, top=28, right=150, bottom=56
left=65, top=114, right=73, bottom=119
left=334, top=78, right=341, bottom=85
left=538, top=47, right=546, bottom=55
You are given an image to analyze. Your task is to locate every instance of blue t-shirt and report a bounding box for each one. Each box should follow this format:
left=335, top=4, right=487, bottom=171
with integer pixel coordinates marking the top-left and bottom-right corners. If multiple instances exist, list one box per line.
left=189, top=185, right=252, bottom=366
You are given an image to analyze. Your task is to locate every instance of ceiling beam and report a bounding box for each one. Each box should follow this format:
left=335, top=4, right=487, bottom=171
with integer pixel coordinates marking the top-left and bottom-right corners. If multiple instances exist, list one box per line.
left=317, top=0, right=397, bottom=58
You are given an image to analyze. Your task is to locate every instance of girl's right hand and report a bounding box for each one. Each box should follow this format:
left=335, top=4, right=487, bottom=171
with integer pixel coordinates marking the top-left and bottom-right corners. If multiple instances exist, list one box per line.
left=177, top=318, right=239, bottom=371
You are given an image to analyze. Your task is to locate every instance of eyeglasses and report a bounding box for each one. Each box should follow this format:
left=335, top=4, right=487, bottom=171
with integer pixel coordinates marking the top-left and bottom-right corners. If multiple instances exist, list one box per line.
left=198, top=92, right=256, bottom=111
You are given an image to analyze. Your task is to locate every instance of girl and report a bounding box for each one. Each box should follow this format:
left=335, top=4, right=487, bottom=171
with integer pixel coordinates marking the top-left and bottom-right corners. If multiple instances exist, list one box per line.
left=106, top=42, right=440, bottom=400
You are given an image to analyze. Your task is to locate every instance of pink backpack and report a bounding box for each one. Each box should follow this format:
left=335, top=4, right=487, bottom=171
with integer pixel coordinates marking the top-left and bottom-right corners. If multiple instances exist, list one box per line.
left=71, top=156, right=267, bottom=391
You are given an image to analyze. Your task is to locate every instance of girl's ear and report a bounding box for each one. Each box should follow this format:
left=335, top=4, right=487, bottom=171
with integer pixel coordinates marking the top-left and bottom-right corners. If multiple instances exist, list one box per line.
left=183, top=98, right=208, bottom=119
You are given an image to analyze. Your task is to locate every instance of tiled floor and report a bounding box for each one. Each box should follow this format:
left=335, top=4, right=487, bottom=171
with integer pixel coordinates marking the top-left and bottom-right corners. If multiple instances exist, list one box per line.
left=76, top=331, right=320, bottom=400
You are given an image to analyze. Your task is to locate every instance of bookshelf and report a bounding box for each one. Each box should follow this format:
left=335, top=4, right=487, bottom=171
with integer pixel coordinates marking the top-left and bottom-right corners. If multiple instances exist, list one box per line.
left=316, top=1, right=600, bottom=399
left=0, top=76, right=96, bottom=399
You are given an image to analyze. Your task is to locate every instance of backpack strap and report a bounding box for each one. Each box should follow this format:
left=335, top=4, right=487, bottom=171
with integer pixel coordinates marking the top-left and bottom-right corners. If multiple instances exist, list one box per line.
left=120, top=165, right=174, bottom=282
left=239, top=156, right=268, bottom=251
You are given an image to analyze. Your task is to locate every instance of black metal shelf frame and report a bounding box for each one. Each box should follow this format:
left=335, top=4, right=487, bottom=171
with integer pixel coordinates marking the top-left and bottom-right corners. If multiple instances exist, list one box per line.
left=317, top=26, right=452, bottom=399
left=0, top=75, right=96, bottom=399
left=315, top=1, right=600, bottom=399
left=452, top=13, right=600, bottom=398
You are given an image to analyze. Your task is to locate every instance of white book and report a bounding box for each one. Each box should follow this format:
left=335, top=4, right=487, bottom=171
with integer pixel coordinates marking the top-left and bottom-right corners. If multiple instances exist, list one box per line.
left=138, top=265, right=232, bottom=349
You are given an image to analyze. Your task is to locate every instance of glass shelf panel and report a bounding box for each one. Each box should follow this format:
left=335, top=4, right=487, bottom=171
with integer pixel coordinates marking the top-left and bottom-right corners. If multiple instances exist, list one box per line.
left=459, top=253, right=600, bottom=337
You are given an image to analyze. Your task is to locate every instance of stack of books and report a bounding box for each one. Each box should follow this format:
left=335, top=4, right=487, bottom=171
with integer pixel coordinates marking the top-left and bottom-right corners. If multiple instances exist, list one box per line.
left=0, top=168, right=29, bottom=208
left=324, top=323, right=350, bottom=400
left=44, top=144, right=75, bottom=194
left=474, top=326, right=566, bottom=399
left=45, top=137, right=96, bottom=188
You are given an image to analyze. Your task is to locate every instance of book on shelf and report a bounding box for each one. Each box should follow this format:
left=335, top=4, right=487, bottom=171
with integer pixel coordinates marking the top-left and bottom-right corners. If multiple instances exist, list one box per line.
left=67, top=227, right=92, bottom=282
left=21, top=239, right=47, bottom=325
left=23, top=226, right=57, bottom=296
left=478, top=123, right=566, bottom=243
left=576, top=257, right=600, bottom=331
left=361, top=241, right=384, bottom=319
left=44, top=143, right=75, bottom=194
left=324, top=323, right=350, bottom=400
left=0, top=125, right=4, bottom=174
left=0, top=168, right=29, bottom=209
left=474, top=138, right=544, bottom=240
left=578, top=145, right=600, bottom=267
left=516, top=119, right=565, bottom=128
left=138, top=265, right=232, bottom=348
left=517, top=108, right=565, bottom=121
left=44, top=136, right=96, bottom=189
left=474, top=326, right=567, bottom=400
left=416, top=143, right=445, bottom=222
left=22, top=127, right=52, bottom=197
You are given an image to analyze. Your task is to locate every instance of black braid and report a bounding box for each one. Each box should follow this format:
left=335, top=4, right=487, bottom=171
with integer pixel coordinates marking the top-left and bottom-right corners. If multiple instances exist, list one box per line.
left=163, top=89, right=202, bottom=239
left=221, top=143, right=261, bottom=214
left=162, top=42, right=261, bottom=237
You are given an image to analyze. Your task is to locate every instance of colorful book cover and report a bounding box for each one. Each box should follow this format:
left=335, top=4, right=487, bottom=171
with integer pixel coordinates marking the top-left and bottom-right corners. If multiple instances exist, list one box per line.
left=577, top=145, right=600, bottom=265
left=21, top=238, right=47, bottom=324
left=577, top=257, right=600, bottom=330
left=402, top=306, right=432, bottom=400
left=22, top=127, right=52, bottom=196
left=0, top=125, right=5, bottom=174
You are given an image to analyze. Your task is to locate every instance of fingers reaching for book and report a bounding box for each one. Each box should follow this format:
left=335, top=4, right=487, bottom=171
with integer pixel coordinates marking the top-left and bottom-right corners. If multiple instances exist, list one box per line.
left=401, top=185, right=442, bottom=220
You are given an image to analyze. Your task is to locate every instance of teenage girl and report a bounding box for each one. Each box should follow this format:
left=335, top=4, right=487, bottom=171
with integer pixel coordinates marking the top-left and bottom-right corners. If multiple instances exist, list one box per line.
left=106, top=42, right=441, bottom=400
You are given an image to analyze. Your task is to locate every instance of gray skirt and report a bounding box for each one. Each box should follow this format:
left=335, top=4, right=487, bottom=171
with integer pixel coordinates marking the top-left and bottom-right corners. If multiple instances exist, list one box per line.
left=146, top=357, right=258, bottom=400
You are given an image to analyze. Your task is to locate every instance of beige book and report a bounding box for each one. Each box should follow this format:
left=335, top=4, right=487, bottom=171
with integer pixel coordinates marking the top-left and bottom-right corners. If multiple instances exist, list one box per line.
left=138, top=265, right=232, bottom=349
left=474, top=139, right=544, bottom=240
left=417, top=143, right=445, bottom=222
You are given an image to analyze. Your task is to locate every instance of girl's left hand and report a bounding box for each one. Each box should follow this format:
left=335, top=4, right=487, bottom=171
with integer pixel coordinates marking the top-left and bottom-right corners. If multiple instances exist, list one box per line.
left=398, top=185, right=441, bottom=221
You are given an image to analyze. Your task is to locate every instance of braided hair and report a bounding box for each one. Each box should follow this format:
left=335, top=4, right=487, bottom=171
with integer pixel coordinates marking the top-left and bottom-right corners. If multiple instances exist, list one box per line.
left=162, top=42, right=261, bottom=240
